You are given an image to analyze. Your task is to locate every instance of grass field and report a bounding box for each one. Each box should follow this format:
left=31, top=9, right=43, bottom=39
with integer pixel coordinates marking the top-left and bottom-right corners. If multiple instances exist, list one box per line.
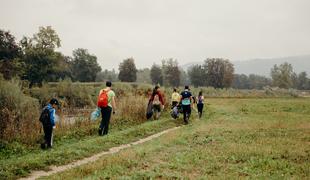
left=0, top=117, right=182, bottom=179
left=44, top=98, right=310, bottom=179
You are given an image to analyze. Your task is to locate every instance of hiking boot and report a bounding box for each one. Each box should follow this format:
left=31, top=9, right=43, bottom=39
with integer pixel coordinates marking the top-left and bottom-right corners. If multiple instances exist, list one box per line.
left=40, top=143, right=46, bottom=149
left=98, top=128, right=103, bottom=136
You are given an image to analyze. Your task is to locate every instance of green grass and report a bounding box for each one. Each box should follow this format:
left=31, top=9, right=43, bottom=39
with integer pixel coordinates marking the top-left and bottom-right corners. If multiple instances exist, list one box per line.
left=0, top=114, right=183, bottom=179
left=45, top=98, right=310, bottom=179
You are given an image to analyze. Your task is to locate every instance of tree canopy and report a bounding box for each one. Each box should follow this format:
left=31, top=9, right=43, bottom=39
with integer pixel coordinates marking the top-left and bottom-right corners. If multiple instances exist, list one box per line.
left=118, top=58, right=137, bottom=82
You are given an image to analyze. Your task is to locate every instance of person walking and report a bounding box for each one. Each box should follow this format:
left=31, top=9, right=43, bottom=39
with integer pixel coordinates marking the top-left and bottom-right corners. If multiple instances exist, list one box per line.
left=180, top=85, right=193, bottom=124
left=97, top=81, right=116, bottom=136
left=171, top=88, right=180, bottom=108
left=196, top=91, right=204, bottom=119
left=149, top=85, right=165, bottom=119
left=39, top=98, right=59, bottom=149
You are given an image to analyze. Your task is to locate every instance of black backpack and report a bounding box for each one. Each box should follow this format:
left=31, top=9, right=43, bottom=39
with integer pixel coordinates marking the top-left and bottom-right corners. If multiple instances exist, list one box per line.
left=39, top=107, right=51, bottom=126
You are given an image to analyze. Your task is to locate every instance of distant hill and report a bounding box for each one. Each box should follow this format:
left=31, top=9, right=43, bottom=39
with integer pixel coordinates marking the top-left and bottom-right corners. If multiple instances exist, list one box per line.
left=181, top=55, right=310, bottom=77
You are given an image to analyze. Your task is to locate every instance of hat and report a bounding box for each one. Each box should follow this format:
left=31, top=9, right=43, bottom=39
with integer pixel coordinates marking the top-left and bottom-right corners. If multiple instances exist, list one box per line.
left=50, top=98, right=59, bottom=106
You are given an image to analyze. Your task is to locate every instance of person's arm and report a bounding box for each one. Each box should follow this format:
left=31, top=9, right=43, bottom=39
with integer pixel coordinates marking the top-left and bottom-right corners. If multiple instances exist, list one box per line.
left=50, top=108, right=56, bottom=127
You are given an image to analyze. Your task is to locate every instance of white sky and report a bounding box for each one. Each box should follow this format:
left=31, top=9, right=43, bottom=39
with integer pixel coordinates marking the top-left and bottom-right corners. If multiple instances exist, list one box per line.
left=1, top=0, right=309, bottom=69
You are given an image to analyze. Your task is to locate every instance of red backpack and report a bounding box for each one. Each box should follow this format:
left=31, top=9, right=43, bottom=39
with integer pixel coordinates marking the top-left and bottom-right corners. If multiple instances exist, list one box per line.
left=97, top=90, right=110, bottom=107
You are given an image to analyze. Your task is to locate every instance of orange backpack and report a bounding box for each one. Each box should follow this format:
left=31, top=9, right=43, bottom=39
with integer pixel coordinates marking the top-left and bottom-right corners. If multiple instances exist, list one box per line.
left=97, top=90, right=110, bottom=107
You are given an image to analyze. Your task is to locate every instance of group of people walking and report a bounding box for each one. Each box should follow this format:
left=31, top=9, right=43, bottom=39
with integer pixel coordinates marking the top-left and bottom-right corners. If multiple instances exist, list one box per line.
left=39, top=81, right=204, bottom=149
left=148, top=85, right=205, bottom=124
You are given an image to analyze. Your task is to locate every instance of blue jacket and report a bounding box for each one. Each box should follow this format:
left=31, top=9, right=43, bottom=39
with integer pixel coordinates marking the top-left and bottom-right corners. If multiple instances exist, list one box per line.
left=45, top=104, right=56, bottom=126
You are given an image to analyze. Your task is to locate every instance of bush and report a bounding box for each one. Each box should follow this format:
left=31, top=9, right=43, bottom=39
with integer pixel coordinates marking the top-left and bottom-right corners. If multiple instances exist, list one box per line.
left=55, top=79, right=95, bottom=108
left=28, top=78, right=96, bottom=108
left=0, top=77, right=40, bottom=144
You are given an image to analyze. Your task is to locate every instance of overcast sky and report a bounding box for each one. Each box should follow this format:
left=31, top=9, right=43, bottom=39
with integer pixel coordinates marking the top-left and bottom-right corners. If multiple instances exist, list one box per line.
left=1, top=0, right=309, bottom=69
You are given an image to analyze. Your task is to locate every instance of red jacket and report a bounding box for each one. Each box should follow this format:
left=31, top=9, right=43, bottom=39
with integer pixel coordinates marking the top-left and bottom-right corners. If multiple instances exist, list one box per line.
left=150, top=90, right=165, bottom=105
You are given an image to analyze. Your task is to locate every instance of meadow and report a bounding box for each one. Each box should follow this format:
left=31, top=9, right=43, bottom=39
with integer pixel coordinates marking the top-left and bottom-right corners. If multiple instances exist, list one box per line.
left=0, top=78, right=309, bottom=179
left=44, top=98, right=310, bottom=179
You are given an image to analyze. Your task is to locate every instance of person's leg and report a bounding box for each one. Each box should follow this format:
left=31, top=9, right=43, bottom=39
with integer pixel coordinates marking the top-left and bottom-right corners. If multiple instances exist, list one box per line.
left=197, top=104, right=203, bottom=118
left=172, top=101, right=177, bottom=108
left=103, top=107, right=112, bottom=135
left=99, top=108, right=104, bottom=135
left=45, top=126, right=53, bottom=148
left=182, top=105, right=189, bottom=124
left=42, top=125, right=48, bottom=149
left=153, top=105, right=160, bottom=120
left=157, top=105, right=161, bottom=118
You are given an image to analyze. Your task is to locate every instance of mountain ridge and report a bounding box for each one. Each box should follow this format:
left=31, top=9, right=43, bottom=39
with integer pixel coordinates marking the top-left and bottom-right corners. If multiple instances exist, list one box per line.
left=181, top=55, right=310, bottom=77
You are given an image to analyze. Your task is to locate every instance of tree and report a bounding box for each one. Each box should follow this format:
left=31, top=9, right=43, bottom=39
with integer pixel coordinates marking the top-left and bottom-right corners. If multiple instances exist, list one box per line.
left=137, top=68, right=152, bottom=84
left=248, top=74, right=272, bottom=89
left=232, top=74, right=249, bottom=89
left=204, top=58, right=234, bottom=88
left=118, top=58, right=137, bottom=82
left=180, top=69, right=190, bottom=86
left=0, top=29, right=22, bottom=79
left=33, top=26, right=61, bottom=49
left=162, top=59, right=180, bottom=87
left=188, top=64, right=206, bottom=87
left=20, top=26, right=65, bottom=86
left=271, top=62, right=294, bottom=89
left=296, top=72, right=309, bottom=90
left=71, top=48, right=101, bottom=82
left=96, top=69, right=118, bottom=82
left=150, top=64, right=163, bottom=85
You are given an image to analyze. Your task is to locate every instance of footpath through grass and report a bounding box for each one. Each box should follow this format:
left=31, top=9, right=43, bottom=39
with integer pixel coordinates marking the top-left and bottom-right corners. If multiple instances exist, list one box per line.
left=46, top=98, right=310, bottom=179
left=0, top=115, right=183, bottom=179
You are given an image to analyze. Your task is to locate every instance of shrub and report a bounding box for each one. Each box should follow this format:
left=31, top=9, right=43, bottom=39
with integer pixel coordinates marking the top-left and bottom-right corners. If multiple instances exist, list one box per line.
left=0, top=77, right=40, bottom=144
left=55, top=79, right=95, bottom=108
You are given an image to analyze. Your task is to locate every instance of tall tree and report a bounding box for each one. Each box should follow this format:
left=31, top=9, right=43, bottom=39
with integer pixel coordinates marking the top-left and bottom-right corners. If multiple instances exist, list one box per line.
left=20, top=26, right=63, bottom=86
left=150, top=64, right=163, bottom=85
left=0, top=29, right=22, bottom=79
left=188, top=64, right=206, bottom=87
left=270, top=62, right=294, bottom=89
left=71, top=48, right=101, bottom=82
left=162, top=59, right=180, bottom=87
left=32, top=26, right=61, bottom=49
left=204, top=58, right=234, bottom=88
left=118, top=58, right=137, bottom=82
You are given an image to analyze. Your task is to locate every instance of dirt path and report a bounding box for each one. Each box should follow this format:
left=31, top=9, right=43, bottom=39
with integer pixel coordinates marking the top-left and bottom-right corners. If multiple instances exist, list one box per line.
left=20, top=126, right=181, bottom=180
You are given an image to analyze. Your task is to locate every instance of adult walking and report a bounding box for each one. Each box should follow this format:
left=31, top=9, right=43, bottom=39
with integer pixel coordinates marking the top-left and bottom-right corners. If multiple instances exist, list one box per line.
left=97, top=81, right=116, bottom=136
left=148, top=85, right=165, bottom=120
left=196, top=91, right=204, bottom=118
left=180, top=85, right=193, bottom=124
left=171, top=88, right=180, bottom=108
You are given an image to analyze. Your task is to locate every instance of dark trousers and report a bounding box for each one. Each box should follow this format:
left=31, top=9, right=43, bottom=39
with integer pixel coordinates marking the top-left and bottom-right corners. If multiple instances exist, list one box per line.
left=182, top=105, right=191, bottom=123
left=172, top=101, right=178, bottom=108
left=43, top=125, right=53, bottom=147
left=197, top=103, right=204, bottom=118
left=99, top=106, right=112, bottom=135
